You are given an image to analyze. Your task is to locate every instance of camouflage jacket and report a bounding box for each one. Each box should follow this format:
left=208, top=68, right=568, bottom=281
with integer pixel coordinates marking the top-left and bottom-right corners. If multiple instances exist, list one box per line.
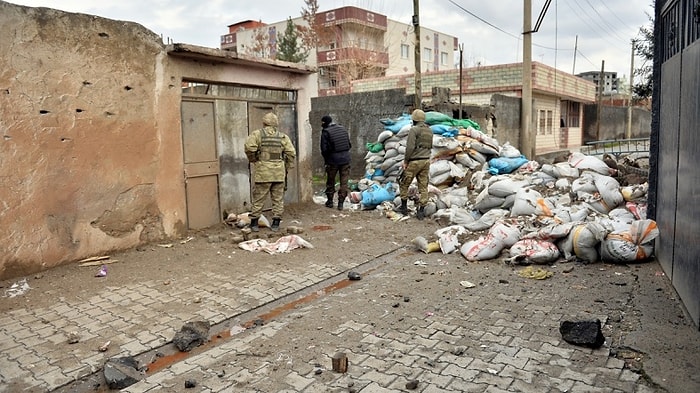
left=244, top=126, right=296, bottom=183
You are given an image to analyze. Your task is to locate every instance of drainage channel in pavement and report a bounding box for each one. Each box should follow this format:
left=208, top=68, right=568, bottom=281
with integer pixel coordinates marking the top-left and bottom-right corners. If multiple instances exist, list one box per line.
left=51, top=246, right=410, bottom=393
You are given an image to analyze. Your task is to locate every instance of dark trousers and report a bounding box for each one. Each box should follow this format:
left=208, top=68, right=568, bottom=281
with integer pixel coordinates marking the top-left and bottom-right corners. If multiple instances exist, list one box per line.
left=325, top=163, right=351, bottom=202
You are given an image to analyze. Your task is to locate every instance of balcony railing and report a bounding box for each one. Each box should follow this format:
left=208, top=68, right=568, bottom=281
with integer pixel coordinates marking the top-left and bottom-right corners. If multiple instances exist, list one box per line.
left=317, top=47, right=389, bottom=67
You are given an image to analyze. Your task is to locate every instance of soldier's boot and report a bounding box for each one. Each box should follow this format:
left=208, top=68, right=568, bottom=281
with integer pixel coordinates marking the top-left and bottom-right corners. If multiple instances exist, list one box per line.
left=250, top=217, right=259, bottom=232
left=416, top=205, right=425, bottom=220
left=325, top=194, right=334, bottom=208
left=270, top=218, right=281, bottom=232
left=395, top=198, right=408, bottom=215
left=337, top=201, right=344, bottom=211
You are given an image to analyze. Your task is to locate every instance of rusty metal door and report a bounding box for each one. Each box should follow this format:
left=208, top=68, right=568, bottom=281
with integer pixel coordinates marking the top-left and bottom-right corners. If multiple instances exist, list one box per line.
left=181, top=100, right=221, bottom=229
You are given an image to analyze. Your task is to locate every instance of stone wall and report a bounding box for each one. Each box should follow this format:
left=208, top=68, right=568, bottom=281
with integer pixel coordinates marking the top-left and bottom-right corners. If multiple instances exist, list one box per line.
left=583, top=105, right=652, bottom=142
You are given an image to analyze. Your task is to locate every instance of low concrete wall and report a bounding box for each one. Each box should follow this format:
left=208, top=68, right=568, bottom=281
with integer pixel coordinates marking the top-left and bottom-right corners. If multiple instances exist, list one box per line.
left=583, top=105, right=652, bottom=142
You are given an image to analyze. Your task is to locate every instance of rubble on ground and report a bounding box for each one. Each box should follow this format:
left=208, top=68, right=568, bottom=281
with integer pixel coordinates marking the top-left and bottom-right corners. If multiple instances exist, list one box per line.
left=349, top=112, right=656, bottom=266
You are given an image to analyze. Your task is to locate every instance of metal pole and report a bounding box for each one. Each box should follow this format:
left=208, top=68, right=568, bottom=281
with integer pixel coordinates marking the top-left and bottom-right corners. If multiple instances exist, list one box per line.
left=626, top=40, right=635, bottom=139
left=572, top=35, right=578, bottom=74
left=413, top=0, right=421, bottom=110
left=521, top=0, right=533, bottom=159
left=459, top=43, right=463, bottom=119
left=596, top=60, right=605, bottom=140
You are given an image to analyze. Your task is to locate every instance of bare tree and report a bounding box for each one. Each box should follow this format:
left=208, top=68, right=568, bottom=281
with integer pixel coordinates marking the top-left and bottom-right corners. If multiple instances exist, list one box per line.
left=246, top=28, right=272, bottom=58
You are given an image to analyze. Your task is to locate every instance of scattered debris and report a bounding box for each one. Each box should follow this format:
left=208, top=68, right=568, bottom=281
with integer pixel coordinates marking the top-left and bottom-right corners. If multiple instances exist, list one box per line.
left=184, top=379, right=197, bottom=388
left=66, top=331, right=81, bottom=344
left=103, top=356, right=144, bottom=390
left=238, top=235, right=314, bottom=254
left=95, top=265, right=108, bottom=277
left=173, top=321, right=210, bottom=352
left=406, top=379, right=419, bottom=390
left=560, top=319, right=606, bottom=348
left=517, top=266, right=554, bottom=280
left=98, top=341, right=111, bottom=352
left=332, top=352, right=348, bottom=373
left=347, top=271, right=362, bottom=281
left=78, top=255, right=110, bottom=263
left=79, top=259, right=118, bottom=267
left=3, top=278, right=31, bottom=298
left=460, top=280, right=476, bottom=288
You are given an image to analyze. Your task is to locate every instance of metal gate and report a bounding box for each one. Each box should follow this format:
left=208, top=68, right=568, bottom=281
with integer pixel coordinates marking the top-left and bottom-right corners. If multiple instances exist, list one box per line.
left=653, top=0, right=700, bottom=327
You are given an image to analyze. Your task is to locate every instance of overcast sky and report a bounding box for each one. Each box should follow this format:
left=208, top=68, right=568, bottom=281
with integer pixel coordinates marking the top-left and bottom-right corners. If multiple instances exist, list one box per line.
left=8, top=0, right=652, bottom=84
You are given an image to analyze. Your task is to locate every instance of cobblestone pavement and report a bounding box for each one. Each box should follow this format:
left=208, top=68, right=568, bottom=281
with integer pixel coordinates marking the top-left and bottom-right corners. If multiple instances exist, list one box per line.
left=1, top=217, right=699, bottom=392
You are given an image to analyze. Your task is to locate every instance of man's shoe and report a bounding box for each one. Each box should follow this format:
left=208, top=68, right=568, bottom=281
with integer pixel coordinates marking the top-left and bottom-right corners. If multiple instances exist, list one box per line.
left=270, top=218, right=281, bottom=232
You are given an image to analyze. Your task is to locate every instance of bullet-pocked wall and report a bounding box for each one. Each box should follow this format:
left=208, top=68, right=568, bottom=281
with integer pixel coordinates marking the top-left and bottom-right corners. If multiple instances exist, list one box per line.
left=0, top=1, right=316, bottom=280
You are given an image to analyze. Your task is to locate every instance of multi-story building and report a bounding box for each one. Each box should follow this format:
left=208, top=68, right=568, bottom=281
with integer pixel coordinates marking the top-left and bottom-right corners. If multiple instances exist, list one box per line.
left=220, top=6, right=458, bottom=96
left=576, top=70, right=619, bottom=95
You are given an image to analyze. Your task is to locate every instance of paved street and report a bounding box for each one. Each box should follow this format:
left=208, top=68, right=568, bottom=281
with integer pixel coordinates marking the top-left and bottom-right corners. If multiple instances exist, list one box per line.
left=1, top=227, right=699, bottom=393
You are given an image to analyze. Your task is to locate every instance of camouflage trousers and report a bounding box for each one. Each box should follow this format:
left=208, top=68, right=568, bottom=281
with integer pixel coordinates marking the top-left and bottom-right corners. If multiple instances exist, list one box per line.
left=250, top=181, right=285, bottom=219
left=399, top=159, right=430, bottom=206
left=324, top=163, right=351, bottom=202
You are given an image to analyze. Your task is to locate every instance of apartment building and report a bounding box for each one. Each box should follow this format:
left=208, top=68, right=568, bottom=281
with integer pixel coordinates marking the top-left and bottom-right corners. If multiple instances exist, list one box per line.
left=576, top=70, right=620, bottom=94
left=220, top=6, right=458, bottom=96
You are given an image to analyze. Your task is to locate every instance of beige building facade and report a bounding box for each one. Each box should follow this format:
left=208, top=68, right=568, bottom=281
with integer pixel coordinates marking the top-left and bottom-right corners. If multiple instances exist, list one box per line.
left=220, top=6, right=458, bottom=97
left=0, top=1, right=316, bottom=279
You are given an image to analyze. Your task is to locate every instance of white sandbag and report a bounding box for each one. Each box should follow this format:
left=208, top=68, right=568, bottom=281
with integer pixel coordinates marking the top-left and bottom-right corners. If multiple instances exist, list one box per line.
left=429, top=160, right=452, bottom=177
left=568, top=152, right=611, bottom=175
left=433, top=206, right=477, bottom=226
left=571, top=172, right=597, bottom=195
left=432, top=135, right=461, bottom=149
left=499, top=141, right=521, bottom=158
left=530, top=171, right=557, bottom=186
left=488, top=220, right=522, bottom=247
left=468, top=140, right=499, bottom=156
left=558, top=222, right=608, bottom=263
left=621, top=183, right=648, bottom=201
left=448, top=160, right=467, bottom=179
left=435, top=225, right=469, bottom=254
left=470, top=170, right=487, bottom=191
left=460, top=234, right=506, bottom=261
left=626, top=201, right=647, bottom=219
left=508, top=239, right=561, bottom=265
left=522, top=221, right=577, bottom=241
left=510, top=188, right=555, bottom=217
left=464, top=209, right=509, bottom=231
left=396, top=124, right=411, bottom=138
left=474, top=186, right=506, bottom=212
left=590, top=172, right=624, bottom=210
left=555, top=178, right=571, bottom=190
left=600, top=219, right=659, bottom=264
left=430, top=171, right=452, bottom=187
left=377, top=130, right=394, bottom=143
left=455, top=152, right=480, bottom=169
left=466, top=149, right=487, bottom=164
left=488, top=178, right=530, bottom=197
left=439, top=193, right=470, bottom=208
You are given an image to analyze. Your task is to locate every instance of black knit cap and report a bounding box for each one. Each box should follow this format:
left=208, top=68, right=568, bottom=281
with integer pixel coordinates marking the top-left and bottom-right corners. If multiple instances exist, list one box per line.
left=321, top=115, right=333, bottom=127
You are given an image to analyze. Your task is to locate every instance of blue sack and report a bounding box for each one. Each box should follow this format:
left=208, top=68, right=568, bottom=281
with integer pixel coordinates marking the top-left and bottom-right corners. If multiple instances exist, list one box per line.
left=361, top=183, right=395, bottom=207
left=488, top=155, right=529, bottom=175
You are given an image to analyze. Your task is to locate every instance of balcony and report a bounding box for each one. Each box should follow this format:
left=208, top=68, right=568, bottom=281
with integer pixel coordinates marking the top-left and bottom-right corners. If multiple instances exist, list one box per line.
left=316, top=6, right=388, bottom=31
left=220, top=33, right=237, bottom=51
left=317, top=47, right=389, bottom=68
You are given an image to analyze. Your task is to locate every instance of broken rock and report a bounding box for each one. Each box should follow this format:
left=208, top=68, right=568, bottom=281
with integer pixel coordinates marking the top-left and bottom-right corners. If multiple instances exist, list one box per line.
left=103, top=356, right=144, bottom=390
left=559, top=319, right=606, bottom=348
left=173, top=320, right=210, bottom=352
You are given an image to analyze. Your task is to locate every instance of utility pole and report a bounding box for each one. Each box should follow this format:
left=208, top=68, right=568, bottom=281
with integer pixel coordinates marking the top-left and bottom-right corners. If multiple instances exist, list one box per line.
left=626, top=40, right=635, bottom=139
left=521, top=0, right=533, bottom=159
left=459, top=43, right=463, bottom=119
left=572, top=35, right=578, bottom=74
left=413, top=0, right=421, bottom=110
left=596, top=60, right=605, bottom=140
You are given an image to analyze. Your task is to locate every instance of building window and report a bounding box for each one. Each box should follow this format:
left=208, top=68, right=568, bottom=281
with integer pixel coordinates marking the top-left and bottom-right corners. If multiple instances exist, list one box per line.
left=423, top=47, right=432, bottom=61
left=546, top=110, right=553, bottom=134
left=538, top=110, right=546, bottom=135
left=401, top=44, right=410, bottom=59
left=440, top=52, right=448, bottom=66
left=568, top=102, right=580, bottom=128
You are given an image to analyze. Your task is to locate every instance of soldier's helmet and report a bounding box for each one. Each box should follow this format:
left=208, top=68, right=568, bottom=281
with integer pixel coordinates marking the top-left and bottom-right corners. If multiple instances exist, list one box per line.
left=411, top=109, right=426, bottom=122
left=262, top=113, right=279, bottom=127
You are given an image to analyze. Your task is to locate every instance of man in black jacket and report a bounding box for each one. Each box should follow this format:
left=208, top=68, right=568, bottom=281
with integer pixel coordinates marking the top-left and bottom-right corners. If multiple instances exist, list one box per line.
left=321, top=115, right=352, bottom=210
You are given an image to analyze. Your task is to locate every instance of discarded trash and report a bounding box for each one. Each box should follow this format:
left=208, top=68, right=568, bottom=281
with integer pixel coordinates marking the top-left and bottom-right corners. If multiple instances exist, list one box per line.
left=460, top=280, right=476, bottom=288
left=66, top=331, right=81, bottom=344
left=80, top=259, right=118, bottom=267
left=99, top=341, right=111, bottom=352
left=517, top=266, right=554, bottom=280
left=238, top=235, right=314, bottom=254
left=95, top=265, right=108, bottom=277
left=3, top=278, right=31, bottom=298
left=157, top=243, right=173, bottom=248
left=412, top=236, right=440, bottom=253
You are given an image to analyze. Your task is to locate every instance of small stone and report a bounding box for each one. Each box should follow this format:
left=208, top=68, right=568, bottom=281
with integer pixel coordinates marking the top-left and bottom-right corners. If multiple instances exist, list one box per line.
left=66, top=331, right=80, bottom=344
left=392, top=303, right=400, bottom=308
left=184, top=379, right=197, bottom=388
left=406, top=379, right=419, bottom=390
left=348, top=271, right=361, bottom=281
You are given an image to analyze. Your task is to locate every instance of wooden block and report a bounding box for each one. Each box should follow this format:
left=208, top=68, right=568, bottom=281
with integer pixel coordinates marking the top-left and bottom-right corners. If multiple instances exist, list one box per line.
left=332, top=352, right=348, bottom=373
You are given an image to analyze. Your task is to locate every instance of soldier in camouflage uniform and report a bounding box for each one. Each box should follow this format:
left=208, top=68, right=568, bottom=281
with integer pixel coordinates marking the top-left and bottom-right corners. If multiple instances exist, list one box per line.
left=397, top=109, right=432, bottom=220
left=244, top=112, right=297, bottom=232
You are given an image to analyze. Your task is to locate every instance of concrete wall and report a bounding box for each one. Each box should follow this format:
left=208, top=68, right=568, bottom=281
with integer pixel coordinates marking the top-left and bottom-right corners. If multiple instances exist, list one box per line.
left=310, top=89, right=413, bottom=179
left=0, top=2, right=315, bottom=280
left=583, top=105, right=652, bottom=142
